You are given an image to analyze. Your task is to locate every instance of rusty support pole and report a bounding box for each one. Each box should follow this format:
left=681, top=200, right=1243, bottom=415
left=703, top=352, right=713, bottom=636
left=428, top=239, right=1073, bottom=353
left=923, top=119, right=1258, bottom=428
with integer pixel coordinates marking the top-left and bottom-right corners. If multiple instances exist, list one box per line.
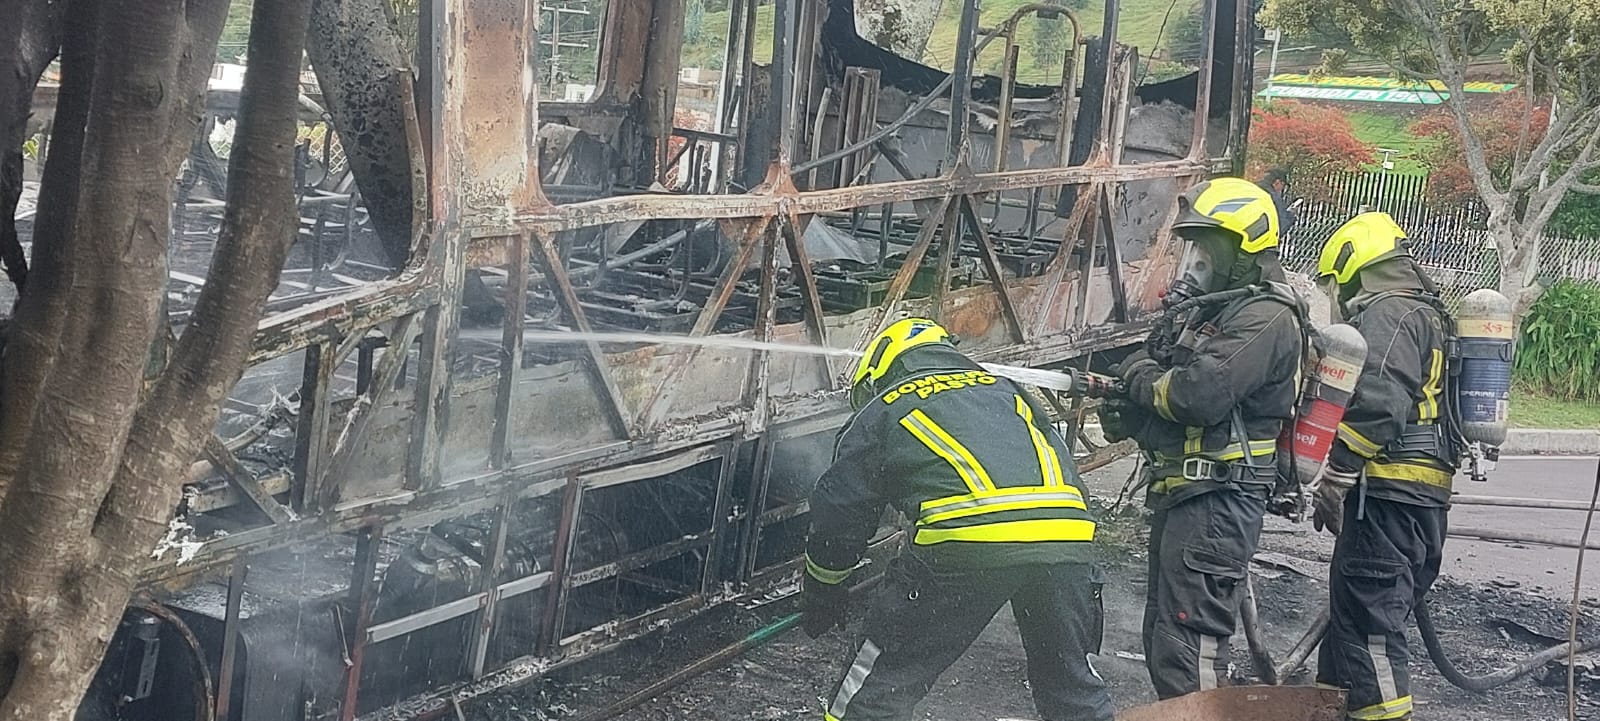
left=532, top=231, right=633, bottom=440
left=691, top=218, right=772, bottom=337
left=1227, top=0, right=1252, bottom=173
left=339, top=527, right=382, bottom=721
left=469, top=496, right=513, bottom=678
left=320, top=314, right=420, bottom=498
left=1189, top=0, right=1219, bottom=160
left=741, top=227, right=779, bottom=437
left=771, top=0, right=796, bottom=161
left=205, top=436, right=293, bottom=524
left=738, top=436, right=776, bottom=581
left=931, top=199, right=962, bottom=322
left=779, top=210, right=836, bottom=384
left=292, top=342, right=336, bottom=512
left=946, top=0, right=982, bottom=169
left=539, top=475, right=584, bottom=654
left=701, top=443, right=739, bottom=597
left=491, top=232, right=530, bottom=467
left=214, top=559, right=247, bottom=721
left=958, top=196, right=1027, bottom=343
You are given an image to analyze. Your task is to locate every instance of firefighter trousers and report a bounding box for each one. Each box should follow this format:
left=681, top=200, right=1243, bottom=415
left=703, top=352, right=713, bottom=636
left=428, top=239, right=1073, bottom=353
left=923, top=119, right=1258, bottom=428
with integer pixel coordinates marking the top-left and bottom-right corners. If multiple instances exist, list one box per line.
left=1143, top=487, right=1267, bottom=699
left=821, top=556, right=1113, bottom=721
left=1316, top=492, right=1446, bottom=721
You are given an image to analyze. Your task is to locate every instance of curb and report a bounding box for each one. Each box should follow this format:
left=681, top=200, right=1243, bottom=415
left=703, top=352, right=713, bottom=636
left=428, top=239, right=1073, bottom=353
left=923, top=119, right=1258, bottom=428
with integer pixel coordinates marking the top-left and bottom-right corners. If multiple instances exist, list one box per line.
left=1501, top=428, right=1600, bottom=456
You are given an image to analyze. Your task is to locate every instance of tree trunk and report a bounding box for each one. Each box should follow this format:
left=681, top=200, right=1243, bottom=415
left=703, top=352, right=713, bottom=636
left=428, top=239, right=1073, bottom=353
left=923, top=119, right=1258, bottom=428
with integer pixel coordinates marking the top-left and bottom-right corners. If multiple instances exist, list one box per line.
left=0, top=0, right=64, bottom=293
left=0, top=0, right=299, bottom=713
left=1489, top=219, right=1543, bottom=318
left=306, top=0, right=417, bottom=270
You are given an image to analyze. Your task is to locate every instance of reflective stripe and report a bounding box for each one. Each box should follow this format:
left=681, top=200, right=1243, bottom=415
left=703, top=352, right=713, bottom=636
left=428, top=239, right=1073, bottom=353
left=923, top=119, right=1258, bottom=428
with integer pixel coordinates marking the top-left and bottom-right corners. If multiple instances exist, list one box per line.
left=1183, top=426, right=1204, bottom=456
left=1015, top=395, right=1063, bottom=486
left=919, top=485, right=1084, bottom=513
left=1337, top=423, right=1382, bottom=458
left=1365, top=461, right=1453, bottom=488
left=805, top=554, right=853, bottom=585
left=1418, top=348, right=1444, bottom=421
left=1215, top=439, right=1277, bottom=461
left=913, top=518, right=1096, bottom=545
left=1198, top=635, right=1220, bottom=691
left=919, top=497, right=1089, bottom=525
left=1364, top=634, right=1404, bottom=716
left=828, top=639, right=882, bottom=719
left=1349, top=696, right=1413, bottom=720
left=899, top=409, right=994, bottom=493
left=1153, top=370, right=1179, bottom=422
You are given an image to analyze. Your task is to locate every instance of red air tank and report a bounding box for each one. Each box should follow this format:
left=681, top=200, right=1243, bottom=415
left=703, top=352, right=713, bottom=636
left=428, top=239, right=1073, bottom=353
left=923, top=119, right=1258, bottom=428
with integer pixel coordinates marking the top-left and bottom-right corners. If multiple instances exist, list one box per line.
left=1278, top=323, right=1368, bottom=486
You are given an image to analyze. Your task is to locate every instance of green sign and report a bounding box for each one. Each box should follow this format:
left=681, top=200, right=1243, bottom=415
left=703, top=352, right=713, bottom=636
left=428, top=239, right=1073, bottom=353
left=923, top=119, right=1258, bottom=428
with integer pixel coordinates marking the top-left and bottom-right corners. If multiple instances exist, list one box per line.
left=1258, top=84, right=1447, bottom=105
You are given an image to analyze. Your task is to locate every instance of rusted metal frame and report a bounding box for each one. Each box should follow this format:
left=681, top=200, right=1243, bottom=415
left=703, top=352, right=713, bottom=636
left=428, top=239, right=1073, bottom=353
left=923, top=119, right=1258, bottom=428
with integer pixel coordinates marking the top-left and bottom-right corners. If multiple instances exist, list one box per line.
left=491, top=232, right=531, bottom=467
left=538, top=474, right=584, bottom=655
left=874, top=140, right=918, bottom=183
left=319, top=313, right=420, bottom=506
left=130, top=600, right=216, bottom=721
left=778, top=208, right=835, bottom=385
left=569, top=532, right=712, bottom=588
left=530, top=231, right=633, bottom=440
left=1189, top=0, right=1219, bottom=160
left=946, top=0, right=982, bottom=169
left=1096, top=46, right=1136, bottom=324
left=736, top=435, right=775, bottom=583
left=214, top=559, right=247, bottom=721
left=634, top=216, right=772, bottom=431
left=771, top=0, right=797, bottom=160
left=1027, top=180, right=1103, bottom=338
left=405, top=247, right=467, bottom=492
left=204, top=435, right=294, bottom=524
left=468, top=494, right=514, bottom=679
left=505, top=159, right=1205, bottom=234
left=957, top=196, right=1027, bottom=343
left=740, top=226, right=780, bottom=437
left=1227, top=0, right=1252, bottom=173
left=291, top=342, right=337, bottom=513
left=701, top=442, right=739, bottom=597
left=931, top=197, right=962, bottom=321
left=247, top=276, right=437, bottom=364
left=851, top=195, right=954, bottom=351
left=758, top=499, right=810, bottom=525
left=559, top=594, right=714, bottom=658
left=988, top=40, right=1023, bottom=228
left=806, top=87, right=833, bottom=190
left=338, top=527, right=382, bottom=721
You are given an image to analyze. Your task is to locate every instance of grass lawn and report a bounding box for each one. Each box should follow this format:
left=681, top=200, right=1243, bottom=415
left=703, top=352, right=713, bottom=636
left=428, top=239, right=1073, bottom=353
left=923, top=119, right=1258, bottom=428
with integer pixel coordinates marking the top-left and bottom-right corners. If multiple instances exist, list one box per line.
left=1510, top=390, right=1600, bottom=429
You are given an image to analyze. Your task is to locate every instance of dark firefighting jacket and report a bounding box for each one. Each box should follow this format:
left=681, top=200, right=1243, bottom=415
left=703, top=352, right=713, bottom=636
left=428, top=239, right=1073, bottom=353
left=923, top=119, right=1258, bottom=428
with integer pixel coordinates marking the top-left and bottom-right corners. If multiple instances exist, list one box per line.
left=804, top=358, right=1098, bottom=584
left=1329, top=291, right=1458, bottom=507
left=1124, top=289, right=1304, bottom=509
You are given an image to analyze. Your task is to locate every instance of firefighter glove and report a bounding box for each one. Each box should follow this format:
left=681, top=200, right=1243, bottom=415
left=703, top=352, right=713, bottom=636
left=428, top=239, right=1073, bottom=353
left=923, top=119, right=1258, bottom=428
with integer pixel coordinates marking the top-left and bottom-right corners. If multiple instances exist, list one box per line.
left=801, top=572, right=851, bottom=638
left=1116, top=356, right=1162, bottom=397
left=1311, top=466, right=1359, bottom=535
left=1100, top=397, right=1139, bottom=443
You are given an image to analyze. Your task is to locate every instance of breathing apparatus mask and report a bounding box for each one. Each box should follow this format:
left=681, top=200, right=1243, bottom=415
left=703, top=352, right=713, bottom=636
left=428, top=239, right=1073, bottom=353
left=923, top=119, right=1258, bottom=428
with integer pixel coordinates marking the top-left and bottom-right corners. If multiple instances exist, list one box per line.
left=1167, top=226, right=1242, bottom=307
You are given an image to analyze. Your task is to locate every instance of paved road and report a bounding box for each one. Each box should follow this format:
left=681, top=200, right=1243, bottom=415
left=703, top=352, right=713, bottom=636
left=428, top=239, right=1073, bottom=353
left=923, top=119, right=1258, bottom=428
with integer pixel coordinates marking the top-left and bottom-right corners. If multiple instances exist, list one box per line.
left=1447, top=456, right=1600, bottom=596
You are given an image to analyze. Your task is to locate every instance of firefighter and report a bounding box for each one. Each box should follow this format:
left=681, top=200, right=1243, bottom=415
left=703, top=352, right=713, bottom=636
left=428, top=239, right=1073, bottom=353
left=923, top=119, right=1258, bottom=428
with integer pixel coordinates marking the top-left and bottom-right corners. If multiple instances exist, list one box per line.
left=1311, top=212, right=1458, bottom=721
left=1100, top=177, right=1305, bottom=699
left=803, top=317, right=1113, bottom=721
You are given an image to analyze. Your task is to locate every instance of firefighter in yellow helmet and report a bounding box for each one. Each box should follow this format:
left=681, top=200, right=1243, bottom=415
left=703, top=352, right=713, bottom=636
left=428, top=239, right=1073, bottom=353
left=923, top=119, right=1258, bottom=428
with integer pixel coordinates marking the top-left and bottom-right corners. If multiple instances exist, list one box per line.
left=804, top=317, right=1113, bottom=721
left=1313, top=212, right=1460, bottom=721
left=1100, top=177, right=1307, bottom=698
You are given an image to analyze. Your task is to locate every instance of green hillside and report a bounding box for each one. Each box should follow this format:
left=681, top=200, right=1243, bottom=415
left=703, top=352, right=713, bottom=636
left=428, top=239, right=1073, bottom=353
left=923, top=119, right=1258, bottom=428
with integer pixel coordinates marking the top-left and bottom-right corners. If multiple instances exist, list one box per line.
left=682, top=0, right=1203, bottom=85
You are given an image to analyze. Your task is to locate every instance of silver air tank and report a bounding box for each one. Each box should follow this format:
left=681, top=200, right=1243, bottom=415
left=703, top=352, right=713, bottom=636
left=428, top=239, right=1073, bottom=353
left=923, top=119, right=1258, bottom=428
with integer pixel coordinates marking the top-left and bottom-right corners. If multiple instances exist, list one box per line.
left=1455, top=288, right=1514, bottom=447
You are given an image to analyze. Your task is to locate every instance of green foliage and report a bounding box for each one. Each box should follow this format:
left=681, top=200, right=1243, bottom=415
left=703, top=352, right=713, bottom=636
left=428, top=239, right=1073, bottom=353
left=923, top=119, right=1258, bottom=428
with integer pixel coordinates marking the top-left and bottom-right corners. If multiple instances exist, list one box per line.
left=1162, top=0, right=1205, bottom=63
left=1551, top=191, right=1600, bottom=238
left=1513, top=280, right=1600, bottom=402
left=21, top=137, right=39, bottom=162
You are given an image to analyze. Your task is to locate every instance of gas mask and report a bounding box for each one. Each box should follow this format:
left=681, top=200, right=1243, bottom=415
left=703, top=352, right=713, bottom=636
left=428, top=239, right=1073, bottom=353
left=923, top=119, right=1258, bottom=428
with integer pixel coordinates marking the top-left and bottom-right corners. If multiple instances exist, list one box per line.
left=1167, top=227, right=1239, bottom=306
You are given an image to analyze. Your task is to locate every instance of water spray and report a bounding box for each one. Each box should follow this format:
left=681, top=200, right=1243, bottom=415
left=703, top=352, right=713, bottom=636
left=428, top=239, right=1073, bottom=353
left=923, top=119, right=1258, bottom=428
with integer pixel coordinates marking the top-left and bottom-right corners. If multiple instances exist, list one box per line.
left=480, top=328, right=1124, bottom=398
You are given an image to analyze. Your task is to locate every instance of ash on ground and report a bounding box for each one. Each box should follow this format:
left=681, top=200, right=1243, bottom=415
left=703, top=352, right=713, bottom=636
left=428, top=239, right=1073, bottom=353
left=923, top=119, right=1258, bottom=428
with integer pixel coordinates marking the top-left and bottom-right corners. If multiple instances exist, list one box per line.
left=469, top=460, right=1600, bottom=721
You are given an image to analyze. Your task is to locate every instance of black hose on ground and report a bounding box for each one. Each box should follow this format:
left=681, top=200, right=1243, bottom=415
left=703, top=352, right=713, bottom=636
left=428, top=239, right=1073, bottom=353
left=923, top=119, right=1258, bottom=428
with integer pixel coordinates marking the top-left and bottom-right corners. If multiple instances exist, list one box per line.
left=1416, top=598, right=1600, bottom=692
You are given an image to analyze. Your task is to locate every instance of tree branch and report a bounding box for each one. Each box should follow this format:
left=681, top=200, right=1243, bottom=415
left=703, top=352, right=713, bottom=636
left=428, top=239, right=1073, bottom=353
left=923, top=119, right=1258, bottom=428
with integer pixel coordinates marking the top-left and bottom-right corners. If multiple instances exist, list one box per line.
left=1398, top=0, right=1505, bottom=203
left=96, top=0, right=311, bottom=540
left=0, top=0, right=64, bottom=294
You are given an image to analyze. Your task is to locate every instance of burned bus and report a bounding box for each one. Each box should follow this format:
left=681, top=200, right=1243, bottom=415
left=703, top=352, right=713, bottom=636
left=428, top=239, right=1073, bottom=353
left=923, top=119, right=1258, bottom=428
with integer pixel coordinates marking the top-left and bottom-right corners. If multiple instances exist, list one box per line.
left=23, top=0, right=1260, bottom=717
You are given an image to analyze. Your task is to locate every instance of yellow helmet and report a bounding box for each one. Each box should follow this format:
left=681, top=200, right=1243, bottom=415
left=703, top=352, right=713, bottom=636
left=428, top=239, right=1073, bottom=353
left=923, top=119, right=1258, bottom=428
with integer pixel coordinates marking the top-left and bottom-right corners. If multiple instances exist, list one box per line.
left=851, top=318, right=954, bottom=408
left=1317, top=212, right=1409, bottom=285
left=1172, top=177, right=1280, bottom=254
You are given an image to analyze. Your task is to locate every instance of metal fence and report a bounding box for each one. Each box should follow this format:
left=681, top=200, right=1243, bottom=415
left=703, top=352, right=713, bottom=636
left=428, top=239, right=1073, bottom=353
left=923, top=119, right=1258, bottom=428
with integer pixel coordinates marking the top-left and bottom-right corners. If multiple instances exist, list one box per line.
left=1279, top=170, right=1600, bottom=302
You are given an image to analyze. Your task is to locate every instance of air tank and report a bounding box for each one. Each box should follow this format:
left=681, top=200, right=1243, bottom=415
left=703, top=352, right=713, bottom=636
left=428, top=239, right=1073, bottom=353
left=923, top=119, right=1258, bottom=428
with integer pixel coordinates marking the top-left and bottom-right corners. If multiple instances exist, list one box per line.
left=1456, top=288, right=1514, bottom=446
left=1277, top=323, right=1368, bottom=486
